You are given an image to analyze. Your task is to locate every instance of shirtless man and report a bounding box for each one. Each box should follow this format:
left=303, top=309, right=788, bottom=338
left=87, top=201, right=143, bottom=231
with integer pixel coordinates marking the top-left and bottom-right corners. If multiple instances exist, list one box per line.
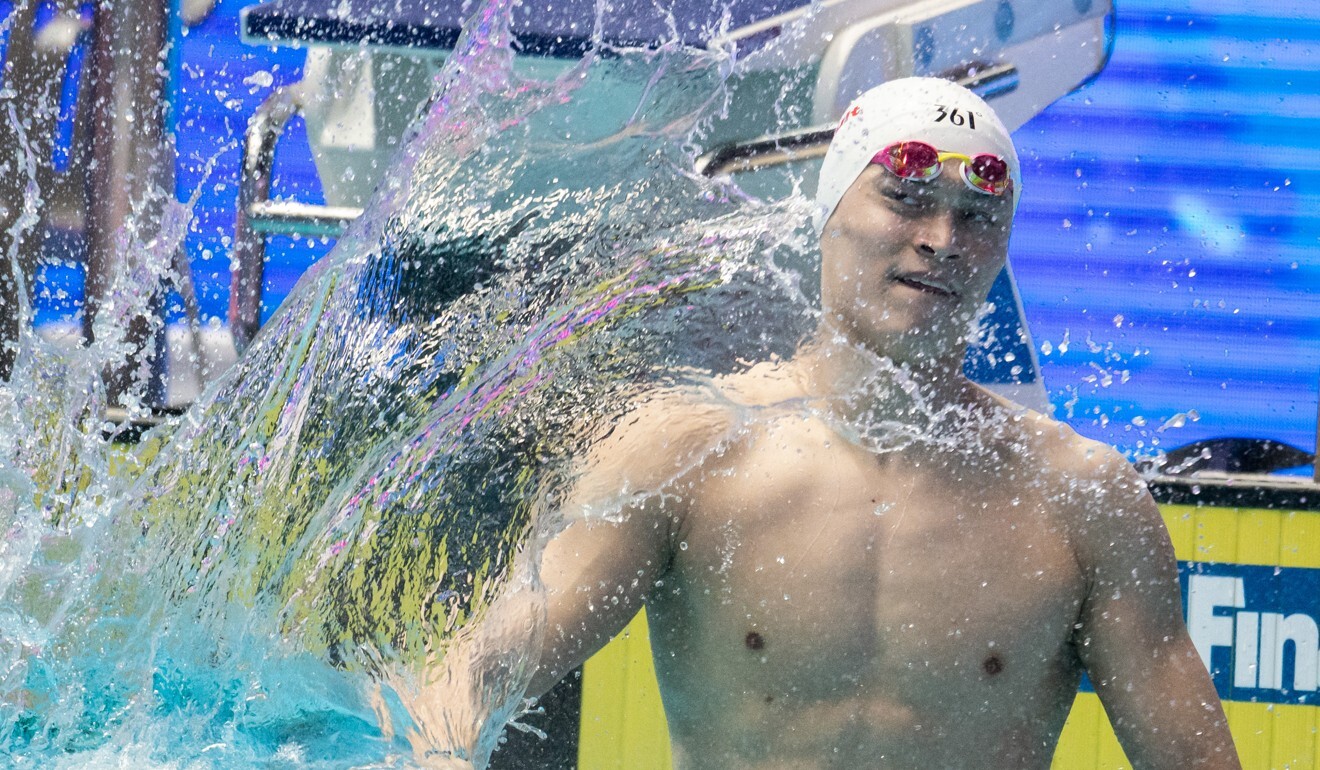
left=528, top=78, right=1240, bottom=769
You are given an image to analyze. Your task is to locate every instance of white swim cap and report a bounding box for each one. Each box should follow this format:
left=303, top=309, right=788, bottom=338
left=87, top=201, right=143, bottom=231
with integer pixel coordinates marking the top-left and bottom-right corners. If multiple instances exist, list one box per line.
left=813, top=77, right=1021, bottom=233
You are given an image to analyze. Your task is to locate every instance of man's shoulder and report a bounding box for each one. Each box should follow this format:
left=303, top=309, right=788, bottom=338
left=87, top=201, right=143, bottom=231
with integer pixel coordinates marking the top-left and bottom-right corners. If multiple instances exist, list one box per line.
left=566, top=386, right=733, bottom=525
left=597, top=387, right=728, bottom=460
left=1048, top=426, right=1148, bottom=509
left=598, top=361, right=805, bottom=459
left=709, top=358, right=806, bottom=407
left=985, top=399, right=1126, bottom=480
left=1005, top=409, right=1165, bottom=551
left=988, top=401, right=1155, bottom=518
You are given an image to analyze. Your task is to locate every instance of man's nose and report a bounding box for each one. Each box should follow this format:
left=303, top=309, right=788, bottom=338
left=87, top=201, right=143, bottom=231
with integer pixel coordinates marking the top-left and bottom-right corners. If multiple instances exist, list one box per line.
left=914, top=210, right=960, bottom=260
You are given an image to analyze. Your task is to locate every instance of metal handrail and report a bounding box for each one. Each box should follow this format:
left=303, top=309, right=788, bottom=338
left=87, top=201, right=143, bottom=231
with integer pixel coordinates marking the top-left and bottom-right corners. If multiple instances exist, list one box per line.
left=229, top=85, right=305, bottom=351
left=694, top=125, right=835, bottom=177
left=246, top=200, right=363, bottom=236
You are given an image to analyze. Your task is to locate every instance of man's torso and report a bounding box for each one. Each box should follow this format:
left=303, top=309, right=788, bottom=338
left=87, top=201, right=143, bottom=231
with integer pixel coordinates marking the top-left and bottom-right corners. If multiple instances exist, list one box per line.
left=641, top=381, right=1094, bottom=769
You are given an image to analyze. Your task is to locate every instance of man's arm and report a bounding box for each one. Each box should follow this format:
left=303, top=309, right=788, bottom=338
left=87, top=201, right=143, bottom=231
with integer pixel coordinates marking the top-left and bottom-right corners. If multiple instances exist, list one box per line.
left=528, top=395, right=727, bottom=696
left=1071, top=449, right=1240, bottom=769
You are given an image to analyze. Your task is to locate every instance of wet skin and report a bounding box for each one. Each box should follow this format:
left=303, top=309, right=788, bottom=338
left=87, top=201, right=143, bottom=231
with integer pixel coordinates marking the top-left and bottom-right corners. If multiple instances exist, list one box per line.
left=530, top=166, right=1240, bottom=769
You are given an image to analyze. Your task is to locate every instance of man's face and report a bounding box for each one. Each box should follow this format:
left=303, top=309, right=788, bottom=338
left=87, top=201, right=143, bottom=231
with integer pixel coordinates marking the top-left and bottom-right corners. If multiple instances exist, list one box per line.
left=818, top=158, right=1015, bottom=366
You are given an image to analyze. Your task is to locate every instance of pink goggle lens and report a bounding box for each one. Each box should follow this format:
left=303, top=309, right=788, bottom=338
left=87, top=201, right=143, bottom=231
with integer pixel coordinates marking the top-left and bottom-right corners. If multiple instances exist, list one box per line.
left=877, top=141, right=942, bottom=180
left=964, top=154, right=1011, bottom=195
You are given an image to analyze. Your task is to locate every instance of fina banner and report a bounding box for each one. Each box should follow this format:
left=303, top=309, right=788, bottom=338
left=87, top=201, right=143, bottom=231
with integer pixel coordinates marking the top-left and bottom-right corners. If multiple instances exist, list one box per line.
left=1183, top=562, right=1320, bottom=706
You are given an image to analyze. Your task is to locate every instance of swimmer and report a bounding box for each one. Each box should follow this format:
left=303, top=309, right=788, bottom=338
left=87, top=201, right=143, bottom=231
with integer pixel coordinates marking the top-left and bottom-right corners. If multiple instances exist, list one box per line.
left=530, top=78, right=1240, bottom=769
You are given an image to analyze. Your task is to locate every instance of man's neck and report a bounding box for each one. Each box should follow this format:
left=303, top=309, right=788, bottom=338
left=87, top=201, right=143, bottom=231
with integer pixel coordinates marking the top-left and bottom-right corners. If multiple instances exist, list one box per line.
left=791, top=326, right=984, bottom=429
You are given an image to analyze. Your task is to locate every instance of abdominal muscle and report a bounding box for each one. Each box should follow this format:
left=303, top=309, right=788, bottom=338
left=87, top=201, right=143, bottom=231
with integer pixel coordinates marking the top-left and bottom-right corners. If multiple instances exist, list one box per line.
left=650, top=613, right=1079, bottom=770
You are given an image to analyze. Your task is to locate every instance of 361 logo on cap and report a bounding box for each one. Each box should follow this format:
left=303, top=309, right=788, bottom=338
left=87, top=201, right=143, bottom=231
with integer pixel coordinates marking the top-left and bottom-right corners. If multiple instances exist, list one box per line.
left=934, top=104, right=979, bottom=129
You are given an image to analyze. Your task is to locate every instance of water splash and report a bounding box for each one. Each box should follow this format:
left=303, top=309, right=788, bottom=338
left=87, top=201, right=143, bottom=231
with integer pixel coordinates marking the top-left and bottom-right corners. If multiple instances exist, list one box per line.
left=0, top=0, right=827, bottom=765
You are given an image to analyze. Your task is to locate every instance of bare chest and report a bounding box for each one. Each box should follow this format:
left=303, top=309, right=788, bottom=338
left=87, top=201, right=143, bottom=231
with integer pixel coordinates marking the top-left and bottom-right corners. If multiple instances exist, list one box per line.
left=647, top=435, right=1086, bottom=713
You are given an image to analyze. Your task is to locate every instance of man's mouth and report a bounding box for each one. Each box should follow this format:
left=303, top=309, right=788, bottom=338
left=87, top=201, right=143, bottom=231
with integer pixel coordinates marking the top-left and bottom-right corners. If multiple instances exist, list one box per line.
left=892, top=273, right=957, bottom=298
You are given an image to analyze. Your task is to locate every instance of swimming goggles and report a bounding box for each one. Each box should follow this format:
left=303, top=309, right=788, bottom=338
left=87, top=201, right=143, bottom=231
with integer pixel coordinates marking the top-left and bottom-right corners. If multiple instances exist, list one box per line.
left=872, top=140, right=1013, bottom=197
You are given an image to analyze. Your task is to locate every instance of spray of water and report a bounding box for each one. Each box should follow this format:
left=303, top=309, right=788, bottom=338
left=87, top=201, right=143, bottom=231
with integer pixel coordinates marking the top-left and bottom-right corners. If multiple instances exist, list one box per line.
left=0, top=0, right=841, bottom=764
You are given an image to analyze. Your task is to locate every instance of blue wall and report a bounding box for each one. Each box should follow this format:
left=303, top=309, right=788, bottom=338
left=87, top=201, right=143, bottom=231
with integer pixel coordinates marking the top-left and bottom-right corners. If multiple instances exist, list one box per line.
left=1011, top=0, right=1320, bottom=458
